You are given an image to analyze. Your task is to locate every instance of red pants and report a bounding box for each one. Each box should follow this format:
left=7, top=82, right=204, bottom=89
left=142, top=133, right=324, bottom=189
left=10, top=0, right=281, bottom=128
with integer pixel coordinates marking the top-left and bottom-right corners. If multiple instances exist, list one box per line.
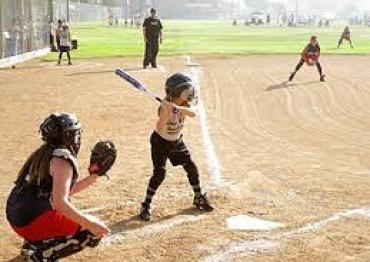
left=12, top=210, right=80, bottom=242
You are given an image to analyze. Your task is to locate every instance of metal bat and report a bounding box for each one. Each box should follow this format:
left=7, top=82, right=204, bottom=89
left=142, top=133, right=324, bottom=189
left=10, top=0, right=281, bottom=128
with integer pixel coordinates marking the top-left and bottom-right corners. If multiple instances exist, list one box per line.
left=115, top=68, right=162, bottom=102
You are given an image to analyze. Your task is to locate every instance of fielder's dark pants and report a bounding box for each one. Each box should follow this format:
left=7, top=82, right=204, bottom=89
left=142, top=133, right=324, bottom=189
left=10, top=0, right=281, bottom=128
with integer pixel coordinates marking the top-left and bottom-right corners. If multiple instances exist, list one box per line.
left=143, top=39, right=159, bottom=68
left=337, top=37, right=353, bottom=48
left=143, top=131, right=201, bottom=207
left=294, top=59, right=323, bottom=76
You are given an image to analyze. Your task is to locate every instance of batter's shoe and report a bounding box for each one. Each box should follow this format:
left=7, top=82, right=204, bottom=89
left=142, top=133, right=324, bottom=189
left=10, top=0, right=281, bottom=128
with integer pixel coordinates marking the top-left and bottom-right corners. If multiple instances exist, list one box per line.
left=139, top=202, right=151, bottom=221
left=289, top=72, right=295, bottom=82
left=193, top=193, right=214, bottom=212
left=320, top=74, right=326, bottom=82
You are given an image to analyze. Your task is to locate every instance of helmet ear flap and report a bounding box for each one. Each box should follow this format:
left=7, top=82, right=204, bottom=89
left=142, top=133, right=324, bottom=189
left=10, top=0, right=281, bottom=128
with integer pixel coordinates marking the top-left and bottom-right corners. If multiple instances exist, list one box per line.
left=40, top=114, right=61, bottom=144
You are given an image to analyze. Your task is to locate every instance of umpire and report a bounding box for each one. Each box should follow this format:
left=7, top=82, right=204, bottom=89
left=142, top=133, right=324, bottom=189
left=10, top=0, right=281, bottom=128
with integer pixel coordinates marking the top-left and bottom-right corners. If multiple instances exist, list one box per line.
left=143, top=8, right=163, bottom=69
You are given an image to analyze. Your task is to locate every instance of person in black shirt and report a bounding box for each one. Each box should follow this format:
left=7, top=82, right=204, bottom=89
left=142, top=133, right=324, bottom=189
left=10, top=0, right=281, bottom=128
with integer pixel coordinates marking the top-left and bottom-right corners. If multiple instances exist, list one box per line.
left=143, top=8, right=163, bottom=68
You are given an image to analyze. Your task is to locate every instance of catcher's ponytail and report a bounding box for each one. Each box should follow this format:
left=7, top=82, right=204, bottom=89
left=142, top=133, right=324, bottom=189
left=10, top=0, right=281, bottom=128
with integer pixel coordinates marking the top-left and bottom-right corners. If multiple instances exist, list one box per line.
left=16, top=144, right=55, bottom=186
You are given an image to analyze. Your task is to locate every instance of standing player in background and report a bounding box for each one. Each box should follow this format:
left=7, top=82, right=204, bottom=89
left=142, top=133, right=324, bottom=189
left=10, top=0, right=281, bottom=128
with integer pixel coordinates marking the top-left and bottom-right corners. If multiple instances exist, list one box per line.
left=289, top=35, right=326, bottom=82
left=139, top=73, right=214, bottom=221
left=142, top=8, right=163, bottom=69
left=55, top=19, right=62, bottom=51
left=337, top=26, right=354, bottom=49
left=57, top=23, right=72, bottom=66
left=5, top=113, right=111, bottom=261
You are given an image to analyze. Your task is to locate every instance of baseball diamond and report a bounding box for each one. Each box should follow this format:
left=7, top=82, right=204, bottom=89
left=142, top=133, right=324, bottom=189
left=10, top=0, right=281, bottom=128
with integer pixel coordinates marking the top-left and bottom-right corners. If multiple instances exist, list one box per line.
left=1, top=0, right=370, bottom=261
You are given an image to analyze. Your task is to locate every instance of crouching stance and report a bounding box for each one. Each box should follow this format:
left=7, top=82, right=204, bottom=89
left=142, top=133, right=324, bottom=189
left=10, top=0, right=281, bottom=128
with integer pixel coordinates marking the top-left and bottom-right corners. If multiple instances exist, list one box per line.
left=6, top=113, right=111, bottom=261
left=139, top=73, right=214, bottom=221
left=337, top=26, right=353, bottom=49
left=289, top=35, right=325, bottom=82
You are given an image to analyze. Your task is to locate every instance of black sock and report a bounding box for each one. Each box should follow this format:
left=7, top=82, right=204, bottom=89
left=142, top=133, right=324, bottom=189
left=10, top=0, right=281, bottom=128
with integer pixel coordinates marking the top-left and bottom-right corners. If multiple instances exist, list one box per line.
left=192, top=184, right=201, bottom=197
left=143, top=187, right=156, bottom=207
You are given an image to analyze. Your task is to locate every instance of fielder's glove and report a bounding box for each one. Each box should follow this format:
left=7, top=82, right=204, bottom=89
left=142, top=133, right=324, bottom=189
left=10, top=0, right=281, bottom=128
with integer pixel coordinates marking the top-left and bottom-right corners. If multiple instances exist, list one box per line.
left=88, top=140, right=117, bottom=178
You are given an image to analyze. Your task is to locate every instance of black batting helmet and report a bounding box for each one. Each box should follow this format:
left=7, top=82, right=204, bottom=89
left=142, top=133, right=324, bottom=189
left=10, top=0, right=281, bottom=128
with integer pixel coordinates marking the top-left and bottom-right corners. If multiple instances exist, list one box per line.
left=165, top=73, right=195, bottom=102
left=40, top=112, right=82, bottom=155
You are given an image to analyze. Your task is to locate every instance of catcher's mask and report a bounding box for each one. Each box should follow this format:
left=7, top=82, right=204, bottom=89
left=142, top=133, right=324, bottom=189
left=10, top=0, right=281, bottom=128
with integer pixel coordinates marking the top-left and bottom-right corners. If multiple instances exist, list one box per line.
left=40, top=112, right=82, bottom=155
left=165, top=73, right=195, bottom=104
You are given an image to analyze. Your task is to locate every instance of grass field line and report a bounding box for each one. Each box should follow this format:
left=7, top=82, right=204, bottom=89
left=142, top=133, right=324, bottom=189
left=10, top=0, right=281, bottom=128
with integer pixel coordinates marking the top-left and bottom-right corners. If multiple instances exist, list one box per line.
left=186, top=56, right=223, bottom=186
left=200, top=207, right=370, bottom=262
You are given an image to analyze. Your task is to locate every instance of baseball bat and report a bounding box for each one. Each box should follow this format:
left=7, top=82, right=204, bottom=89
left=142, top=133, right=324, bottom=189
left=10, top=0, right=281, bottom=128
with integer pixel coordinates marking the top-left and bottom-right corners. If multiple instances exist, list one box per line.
left=115, top=68, right=162, bottom=102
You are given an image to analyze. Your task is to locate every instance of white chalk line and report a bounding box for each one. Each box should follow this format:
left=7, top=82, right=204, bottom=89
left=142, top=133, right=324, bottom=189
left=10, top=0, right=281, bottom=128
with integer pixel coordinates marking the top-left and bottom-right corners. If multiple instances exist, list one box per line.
left=185, top=56, right=223, bottom=186
left=200, top=207, right=370, bottom=262
left=102, top=214, right=206, bottom=246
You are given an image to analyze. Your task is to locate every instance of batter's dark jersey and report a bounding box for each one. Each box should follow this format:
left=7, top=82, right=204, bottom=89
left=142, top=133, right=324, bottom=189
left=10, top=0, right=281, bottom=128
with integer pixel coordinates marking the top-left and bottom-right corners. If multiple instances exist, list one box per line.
left=143, top=17, right=163, bottom=41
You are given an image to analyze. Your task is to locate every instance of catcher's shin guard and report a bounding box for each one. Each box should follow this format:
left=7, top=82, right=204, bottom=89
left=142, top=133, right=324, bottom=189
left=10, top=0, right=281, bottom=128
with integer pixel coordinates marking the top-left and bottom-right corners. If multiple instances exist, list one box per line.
left=29, top=230, right=101, bottom=261
left=20, top=240, right=33, bottom=257
left=193, top=193, right=214, bottom=212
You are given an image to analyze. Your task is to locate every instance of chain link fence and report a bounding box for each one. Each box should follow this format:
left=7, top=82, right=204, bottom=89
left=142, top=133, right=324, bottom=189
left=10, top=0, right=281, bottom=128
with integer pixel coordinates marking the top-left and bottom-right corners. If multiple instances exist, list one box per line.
left=0, top=0, right=51, bottom=66
left=0, top=0, right=126, bottom=67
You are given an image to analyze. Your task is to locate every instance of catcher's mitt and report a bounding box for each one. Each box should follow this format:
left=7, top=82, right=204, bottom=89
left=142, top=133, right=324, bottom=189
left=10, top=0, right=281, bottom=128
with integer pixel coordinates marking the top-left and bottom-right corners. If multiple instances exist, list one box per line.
left=88, top=140, right=117, bottom=177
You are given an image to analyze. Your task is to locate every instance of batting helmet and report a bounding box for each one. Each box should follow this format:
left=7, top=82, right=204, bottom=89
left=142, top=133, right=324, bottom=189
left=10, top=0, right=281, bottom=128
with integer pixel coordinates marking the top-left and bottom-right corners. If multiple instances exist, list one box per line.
left=40, top=112, right=82, bottom=155
left=165, top=73, right=195, bottom=102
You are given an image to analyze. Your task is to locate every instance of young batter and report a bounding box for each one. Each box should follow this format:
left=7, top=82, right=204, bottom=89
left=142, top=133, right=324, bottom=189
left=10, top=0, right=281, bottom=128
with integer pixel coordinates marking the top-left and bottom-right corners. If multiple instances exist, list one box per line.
left=139, top=73, right=214, bottom=221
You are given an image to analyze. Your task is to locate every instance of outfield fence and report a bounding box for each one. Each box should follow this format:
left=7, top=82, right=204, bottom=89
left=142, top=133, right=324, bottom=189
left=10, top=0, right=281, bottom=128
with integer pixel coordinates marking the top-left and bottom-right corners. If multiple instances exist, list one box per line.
left=0, top=0, right=51, bottom=67
left=0, top=0, right=127, bottom=68
left=53, top=0, right=124, bottom=23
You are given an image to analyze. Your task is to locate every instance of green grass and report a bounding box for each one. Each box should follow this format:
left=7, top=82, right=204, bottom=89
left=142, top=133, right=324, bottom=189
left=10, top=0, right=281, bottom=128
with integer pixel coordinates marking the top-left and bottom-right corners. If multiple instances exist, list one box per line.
left=44, top=20, right=370, bottom=60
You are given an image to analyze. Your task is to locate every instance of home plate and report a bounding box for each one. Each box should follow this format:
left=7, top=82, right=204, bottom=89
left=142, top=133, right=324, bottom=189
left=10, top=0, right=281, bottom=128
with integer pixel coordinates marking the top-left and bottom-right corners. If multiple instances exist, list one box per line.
left=227, top=215, right=284, bottom=231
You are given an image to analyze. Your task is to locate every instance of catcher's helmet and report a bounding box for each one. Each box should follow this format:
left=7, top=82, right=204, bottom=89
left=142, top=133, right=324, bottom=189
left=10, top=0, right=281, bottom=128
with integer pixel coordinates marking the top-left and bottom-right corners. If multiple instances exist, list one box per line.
left=40, top=112, right=82, bottom=155
left=165, top=73, right=195, bottom=102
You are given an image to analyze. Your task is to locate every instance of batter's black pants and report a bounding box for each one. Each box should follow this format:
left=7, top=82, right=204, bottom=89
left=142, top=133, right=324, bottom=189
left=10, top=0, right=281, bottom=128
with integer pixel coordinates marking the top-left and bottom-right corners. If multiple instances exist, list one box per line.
left=143, top=131, right=201, bottom=207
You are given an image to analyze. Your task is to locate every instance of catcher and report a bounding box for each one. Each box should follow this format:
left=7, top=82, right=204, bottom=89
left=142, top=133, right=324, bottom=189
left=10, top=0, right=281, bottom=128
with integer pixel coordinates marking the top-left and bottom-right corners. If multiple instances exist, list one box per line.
left=139, top=73, right=214, bottom=221
left=337, top=26, right=353, bottom=49
left=289, top=35, right=325, bottom=82
left=6, top=112, right=116, bottom=261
